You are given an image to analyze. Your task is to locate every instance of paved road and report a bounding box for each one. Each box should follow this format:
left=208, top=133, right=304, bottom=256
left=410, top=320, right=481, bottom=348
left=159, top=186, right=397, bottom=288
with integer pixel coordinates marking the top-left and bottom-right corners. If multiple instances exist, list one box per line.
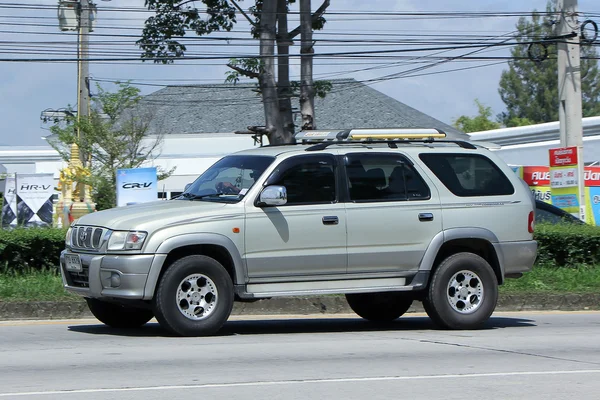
left=1, top=312, right=600, bottom=399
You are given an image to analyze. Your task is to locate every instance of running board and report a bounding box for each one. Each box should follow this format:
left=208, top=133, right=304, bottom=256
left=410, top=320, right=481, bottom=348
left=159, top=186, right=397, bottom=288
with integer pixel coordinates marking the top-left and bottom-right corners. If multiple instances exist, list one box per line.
left=245, top=277, right=413, bottom=298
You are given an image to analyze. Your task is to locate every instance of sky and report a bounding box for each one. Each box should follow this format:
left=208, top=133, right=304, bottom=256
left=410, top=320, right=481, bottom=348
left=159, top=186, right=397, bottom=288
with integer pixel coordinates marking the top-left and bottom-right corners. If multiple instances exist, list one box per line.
left=0, top=0, right=598, bottom=146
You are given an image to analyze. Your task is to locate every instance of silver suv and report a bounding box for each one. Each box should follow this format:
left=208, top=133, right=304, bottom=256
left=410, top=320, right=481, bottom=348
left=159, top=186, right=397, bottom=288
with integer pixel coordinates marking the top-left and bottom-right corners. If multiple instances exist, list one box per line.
left=60, top=129, right=537, bottom=336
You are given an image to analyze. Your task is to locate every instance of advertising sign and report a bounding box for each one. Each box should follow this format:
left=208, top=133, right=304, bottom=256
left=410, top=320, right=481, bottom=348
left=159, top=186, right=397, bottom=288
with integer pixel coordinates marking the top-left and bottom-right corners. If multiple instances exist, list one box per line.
left=4, top=173, right=55, bottom=227
left=549, top=147, right=579, bottom=214
left=513, top=165, right=600, bottom=226
left=520, top=166, right=551, bottom=203
left=549, top=147, right=578, bottom=167
left=1, top=174, right=17, bottom=228
left=584, top=167, right=600, bottom=227
left=550, top=168, right=578, bottom=188
left=116, top=167, right=158, bottom=207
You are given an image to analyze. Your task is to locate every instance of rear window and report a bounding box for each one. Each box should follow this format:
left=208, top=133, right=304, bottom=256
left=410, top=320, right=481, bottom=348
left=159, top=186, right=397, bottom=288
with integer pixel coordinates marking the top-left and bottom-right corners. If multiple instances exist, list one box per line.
left=419, top=153, right=514, bottom=197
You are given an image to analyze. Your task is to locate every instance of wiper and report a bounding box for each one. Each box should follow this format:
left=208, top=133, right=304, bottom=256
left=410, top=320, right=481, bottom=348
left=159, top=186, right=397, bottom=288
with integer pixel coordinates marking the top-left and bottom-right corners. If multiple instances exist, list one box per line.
left=176, top=192, right=229, bottom=200
left=174, top=192, right=196, bottom=199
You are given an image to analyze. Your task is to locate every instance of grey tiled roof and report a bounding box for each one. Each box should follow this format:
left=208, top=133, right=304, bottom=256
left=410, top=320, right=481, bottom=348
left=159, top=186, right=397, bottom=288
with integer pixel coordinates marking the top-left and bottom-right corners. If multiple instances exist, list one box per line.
left=140, top=78, right=468, bottom=140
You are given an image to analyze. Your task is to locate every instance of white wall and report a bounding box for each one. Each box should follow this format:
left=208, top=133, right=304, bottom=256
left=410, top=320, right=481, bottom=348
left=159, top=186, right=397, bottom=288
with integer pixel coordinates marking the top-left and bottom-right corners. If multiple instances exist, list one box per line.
left=0, top=133, right=261, bottom=194
left=491, top=136, right=600, bottom=166
left=470, top=116, right=600, bottom=166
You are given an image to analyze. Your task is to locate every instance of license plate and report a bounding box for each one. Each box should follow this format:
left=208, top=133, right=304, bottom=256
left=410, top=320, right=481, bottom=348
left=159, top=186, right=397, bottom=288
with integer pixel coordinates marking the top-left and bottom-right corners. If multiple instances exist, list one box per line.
left=64, top=253, right=82, bottom=272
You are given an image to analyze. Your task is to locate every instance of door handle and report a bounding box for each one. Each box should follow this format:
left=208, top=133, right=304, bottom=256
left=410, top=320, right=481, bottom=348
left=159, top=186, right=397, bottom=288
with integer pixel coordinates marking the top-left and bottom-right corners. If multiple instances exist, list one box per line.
left=418, top=213, right=434, bottom=222
left=322, top=216, right=339, bottom=225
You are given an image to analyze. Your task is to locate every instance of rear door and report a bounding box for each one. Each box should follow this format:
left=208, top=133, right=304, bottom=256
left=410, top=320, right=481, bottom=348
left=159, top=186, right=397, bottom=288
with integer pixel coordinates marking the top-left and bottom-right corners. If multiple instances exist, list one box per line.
left=343, top=152, right=442, bottom=274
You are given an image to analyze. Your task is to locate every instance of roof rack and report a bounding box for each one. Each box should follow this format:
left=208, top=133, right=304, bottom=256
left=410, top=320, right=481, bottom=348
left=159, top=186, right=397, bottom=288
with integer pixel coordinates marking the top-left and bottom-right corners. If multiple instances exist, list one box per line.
left=293, top=128, right=476, bottom=151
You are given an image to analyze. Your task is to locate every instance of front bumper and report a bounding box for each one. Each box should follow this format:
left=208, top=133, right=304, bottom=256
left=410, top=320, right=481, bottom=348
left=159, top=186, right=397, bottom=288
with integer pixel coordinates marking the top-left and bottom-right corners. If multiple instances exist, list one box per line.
left=59, top=250, right=158, bottom=300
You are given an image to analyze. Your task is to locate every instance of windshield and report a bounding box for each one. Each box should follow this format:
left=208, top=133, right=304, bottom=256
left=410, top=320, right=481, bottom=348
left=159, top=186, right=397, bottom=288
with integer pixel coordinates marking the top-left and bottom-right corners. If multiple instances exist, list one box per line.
left=177, top=155, right=275, bottom=202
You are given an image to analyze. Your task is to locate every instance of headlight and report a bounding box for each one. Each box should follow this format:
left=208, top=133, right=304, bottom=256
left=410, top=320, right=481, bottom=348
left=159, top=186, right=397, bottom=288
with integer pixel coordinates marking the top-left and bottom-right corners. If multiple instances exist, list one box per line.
left=65, top=227, right=72, bottom=246
left=107, top=231, right=148, bottom=251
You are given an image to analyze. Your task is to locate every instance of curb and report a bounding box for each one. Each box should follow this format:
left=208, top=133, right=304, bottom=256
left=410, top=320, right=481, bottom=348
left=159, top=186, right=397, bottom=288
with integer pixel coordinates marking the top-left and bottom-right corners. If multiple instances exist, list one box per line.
left=1, top=294, right=599, bottom=321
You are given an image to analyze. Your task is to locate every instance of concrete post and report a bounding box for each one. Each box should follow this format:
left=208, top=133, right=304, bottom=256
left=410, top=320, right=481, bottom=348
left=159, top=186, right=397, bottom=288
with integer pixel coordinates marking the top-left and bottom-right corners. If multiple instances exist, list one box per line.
left=557, top=0, right=585, bottom=221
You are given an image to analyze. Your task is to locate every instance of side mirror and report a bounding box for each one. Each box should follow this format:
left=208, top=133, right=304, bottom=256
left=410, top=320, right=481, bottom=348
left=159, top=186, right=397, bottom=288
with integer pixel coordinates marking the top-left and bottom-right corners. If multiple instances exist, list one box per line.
left=259, top=185, right=287, bottom=206
left=184, top=183, right=192, bottom=191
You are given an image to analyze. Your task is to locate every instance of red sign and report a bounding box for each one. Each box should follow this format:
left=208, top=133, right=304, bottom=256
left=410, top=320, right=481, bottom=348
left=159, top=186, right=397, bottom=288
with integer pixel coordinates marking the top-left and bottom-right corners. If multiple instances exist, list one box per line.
left=522, top=166, right=550, bottom=186
left=520, top=166, right=600, bottom=187
left=584, top=167, right=600, bottom=186
left=549, top=147, right=578, bottom=167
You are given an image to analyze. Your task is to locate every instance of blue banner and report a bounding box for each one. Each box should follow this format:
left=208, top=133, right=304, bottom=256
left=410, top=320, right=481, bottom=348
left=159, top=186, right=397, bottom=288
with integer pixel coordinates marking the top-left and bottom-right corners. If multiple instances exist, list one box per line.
left=116, top=167, right=158, bottom=207
left=589, top=187, right=600, bottom=226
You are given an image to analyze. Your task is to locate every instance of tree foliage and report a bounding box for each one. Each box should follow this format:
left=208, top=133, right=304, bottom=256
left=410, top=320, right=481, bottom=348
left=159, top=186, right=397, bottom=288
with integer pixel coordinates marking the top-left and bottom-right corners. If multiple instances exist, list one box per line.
left=498, top=1, right=600, bottom=126
left=453, top=100, right=502, bottom=133
left=48, top=83, right=174, bottom=210
left=139, top=0, right=331, bottom=144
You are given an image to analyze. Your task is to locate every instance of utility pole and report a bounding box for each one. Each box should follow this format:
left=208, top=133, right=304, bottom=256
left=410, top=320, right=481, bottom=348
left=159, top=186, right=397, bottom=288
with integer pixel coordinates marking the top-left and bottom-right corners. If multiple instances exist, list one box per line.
left=556, top=0, right=585, bottom=221
left=77, top=0, right=90, bottom=133
left=54, top=0, right=95, bottom=226
left=76, top=0, right=92, bottom=206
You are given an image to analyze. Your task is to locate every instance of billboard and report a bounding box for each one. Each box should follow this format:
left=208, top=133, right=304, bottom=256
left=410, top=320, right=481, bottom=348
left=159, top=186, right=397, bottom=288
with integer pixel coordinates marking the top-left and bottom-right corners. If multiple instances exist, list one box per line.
left=116, top=167, right=158, bottom=207
left=549, top=147, right=579, bottom=213
left=1, top=174, right=17, bottom=228
left=1, top=173, right=55, bottom=228
left=515, top=165, right=600, bottom=226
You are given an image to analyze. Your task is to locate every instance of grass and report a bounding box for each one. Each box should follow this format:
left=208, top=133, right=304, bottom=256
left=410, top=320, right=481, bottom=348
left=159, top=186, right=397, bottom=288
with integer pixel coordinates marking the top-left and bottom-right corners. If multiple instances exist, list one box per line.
left=500, top=263, right=600, bottom=294
left=0, top=270, right=79, bottom=301
left=1, top=264, right=600, bottom=302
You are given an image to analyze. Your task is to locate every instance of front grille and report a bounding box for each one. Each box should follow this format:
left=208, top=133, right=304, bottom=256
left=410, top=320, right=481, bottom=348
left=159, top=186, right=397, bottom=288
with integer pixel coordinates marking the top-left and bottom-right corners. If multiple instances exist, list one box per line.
left=67, top=266, right=89, bottom=288
left=71, top=226, right=107, bottom=250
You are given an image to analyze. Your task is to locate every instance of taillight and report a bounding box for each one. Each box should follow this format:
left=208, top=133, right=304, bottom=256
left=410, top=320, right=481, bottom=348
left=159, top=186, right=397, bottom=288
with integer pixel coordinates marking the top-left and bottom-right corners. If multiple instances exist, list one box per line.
left=528, top=211, right=535, bottom=233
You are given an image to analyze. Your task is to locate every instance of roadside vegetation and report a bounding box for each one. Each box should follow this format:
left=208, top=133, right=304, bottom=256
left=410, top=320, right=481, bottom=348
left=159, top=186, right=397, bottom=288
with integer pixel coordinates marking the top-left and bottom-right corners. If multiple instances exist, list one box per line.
left=1, top=264, right=600, bottom=302
left=500, top=263, right=600, bottom=294
left=0, top=268, right=77, bottom=301
left=1, top=223, right=599, bottom=301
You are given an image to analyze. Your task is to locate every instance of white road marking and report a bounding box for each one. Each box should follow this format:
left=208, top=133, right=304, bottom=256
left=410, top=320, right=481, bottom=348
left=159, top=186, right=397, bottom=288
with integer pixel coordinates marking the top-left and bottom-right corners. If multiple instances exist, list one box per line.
left=1, top=369, right=600, bottom=397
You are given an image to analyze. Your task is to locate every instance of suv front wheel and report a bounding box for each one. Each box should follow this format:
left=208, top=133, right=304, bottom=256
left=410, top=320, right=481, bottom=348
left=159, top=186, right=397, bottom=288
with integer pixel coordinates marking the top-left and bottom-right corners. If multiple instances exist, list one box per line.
left=153, top=255, right=234, bottom=336
left=423, top=252, right=498, bottom=330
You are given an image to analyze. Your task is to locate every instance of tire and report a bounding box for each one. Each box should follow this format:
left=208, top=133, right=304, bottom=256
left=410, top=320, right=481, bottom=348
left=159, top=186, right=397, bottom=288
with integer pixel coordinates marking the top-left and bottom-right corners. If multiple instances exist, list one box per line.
left=423, top=252, right=498, bottom=330
left=85, top=298, right=154, bottom=329
left=345, top=292, right=414, bottom=322
left=153, top=255, right=234, bottom=336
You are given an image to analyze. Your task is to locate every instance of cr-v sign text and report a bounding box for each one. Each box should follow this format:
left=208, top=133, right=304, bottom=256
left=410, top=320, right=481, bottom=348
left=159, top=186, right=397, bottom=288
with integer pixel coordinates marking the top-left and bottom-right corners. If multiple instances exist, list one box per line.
left=122, top=183, right=153, bottom=189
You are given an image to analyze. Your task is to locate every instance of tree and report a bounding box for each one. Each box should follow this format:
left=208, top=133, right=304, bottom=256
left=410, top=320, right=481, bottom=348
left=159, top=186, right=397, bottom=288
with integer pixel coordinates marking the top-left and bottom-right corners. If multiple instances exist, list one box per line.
left=48, top=83, right=174, bottom=210
left=498, top=1, right=600, bottom=126
left=453, top=100, right=502, bottom=133
left=139, top=0, right=330, bottom=144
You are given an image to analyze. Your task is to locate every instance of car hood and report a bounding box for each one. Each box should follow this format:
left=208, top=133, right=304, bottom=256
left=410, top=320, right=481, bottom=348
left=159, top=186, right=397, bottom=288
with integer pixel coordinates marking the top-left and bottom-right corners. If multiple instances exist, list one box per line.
left=72, top=200, right=233, bottom=231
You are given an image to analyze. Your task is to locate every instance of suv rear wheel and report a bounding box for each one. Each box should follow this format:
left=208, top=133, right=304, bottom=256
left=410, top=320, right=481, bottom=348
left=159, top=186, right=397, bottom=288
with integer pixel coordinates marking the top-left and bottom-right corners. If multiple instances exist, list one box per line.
left=423, top=252, right=498, bottom=330
left=153, top=255, right=234, bottom=336
left=346, top=292, right=413, bottom=322
left=85, top=298, right=154, bottom=328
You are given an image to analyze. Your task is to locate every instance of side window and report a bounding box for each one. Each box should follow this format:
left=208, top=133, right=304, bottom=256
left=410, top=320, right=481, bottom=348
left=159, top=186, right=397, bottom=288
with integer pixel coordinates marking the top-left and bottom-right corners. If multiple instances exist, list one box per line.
left=265, top=155, right=336, bottom=205
left=419, top=153, right=514, bottom=197
left=345, top=154, right=430, bottom=202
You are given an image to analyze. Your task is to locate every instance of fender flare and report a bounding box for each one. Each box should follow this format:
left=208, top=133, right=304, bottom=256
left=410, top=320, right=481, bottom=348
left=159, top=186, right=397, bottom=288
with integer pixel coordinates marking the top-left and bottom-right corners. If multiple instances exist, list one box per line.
left=419, top=228, right=504, bottom=277
left=143, top=233, right=246, bottom=300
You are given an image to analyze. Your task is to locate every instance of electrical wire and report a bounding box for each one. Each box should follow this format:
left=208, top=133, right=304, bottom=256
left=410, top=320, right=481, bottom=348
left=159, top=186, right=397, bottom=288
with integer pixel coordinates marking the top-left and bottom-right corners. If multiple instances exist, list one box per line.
left=0, top=0, right=598, bottom=108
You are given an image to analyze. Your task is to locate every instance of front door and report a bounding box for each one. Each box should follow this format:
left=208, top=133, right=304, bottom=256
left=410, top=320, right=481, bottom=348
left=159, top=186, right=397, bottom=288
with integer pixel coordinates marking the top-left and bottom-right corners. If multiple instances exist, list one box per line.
left=244, top=154, right=347, bottom=280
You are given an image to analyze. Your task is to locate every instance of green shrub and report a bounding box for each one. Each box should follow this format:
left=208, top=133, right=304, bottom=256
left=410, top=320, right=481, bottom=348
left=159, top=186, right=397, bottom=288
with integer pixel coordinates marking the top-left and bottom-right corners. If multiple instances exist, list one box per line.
left=534, top=223, right=600, bottom=267
left=0, top=227, right=67, bottom=274
left=0, top=223, right=598, bottom=275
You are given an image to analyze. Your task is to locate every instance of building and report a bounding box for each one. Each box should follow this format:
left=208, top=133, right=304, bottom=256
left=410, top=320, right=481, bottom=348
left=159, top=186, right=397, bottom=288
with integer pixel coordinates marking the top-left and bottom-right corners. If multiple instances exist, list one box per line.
left=469, top=116, right=600, bottom=166
left=138, top=79, right=467, bottom=139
